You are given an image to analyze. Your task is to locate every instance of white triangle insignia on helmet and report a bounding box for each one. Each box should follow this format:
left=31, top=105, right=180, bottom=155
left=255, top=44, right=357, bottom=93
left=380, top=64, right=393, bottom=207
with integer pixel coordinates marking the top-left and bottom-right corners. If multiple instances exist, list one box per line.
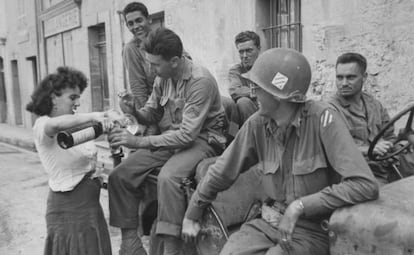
left=271, top=72, right=289, bottom=90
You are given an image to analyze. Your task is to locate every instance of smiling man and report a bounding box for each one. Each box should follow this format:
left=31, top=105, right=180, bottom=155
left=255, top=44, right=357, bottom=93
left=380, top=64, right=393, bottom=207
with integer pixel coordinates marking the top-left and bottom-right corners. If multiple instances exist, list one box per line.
left=227, top=31, right=261, bottom=126
left=122, top=2, right=156, bottom=109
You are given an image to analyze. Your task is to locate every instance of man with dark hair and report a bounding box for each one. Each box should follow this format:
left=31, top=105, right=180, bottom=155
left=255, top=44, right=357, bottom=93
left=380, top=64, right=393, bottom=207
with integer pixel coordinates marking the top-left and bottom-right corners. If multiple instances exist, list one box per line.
left=329, top=52, right=397, bottom=184
left=108, top=27, right=226, bottom=255
left=227, top=31, right=261, bottom=126
left=182, top=48, right=378, bottom=255
left=122, top=2, right=155, bottom=109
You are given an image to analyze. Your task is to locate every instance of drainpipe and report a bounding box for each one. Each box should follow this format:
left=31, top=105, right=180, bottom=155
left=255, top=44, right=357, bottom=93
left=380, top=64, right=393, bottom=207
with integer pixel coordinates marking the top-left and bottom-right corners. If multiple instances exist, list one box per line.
left=34, top=0, right=41, bottom=82
left=117, top=10, right=127, bottom=89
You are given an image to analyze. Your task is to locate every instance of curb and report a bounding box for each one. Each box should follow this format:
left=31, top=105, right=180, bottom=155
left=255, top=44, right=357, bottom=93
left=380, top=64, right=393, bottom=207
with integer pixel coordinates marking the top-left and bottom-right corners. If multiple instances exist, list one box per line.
left=0, top=136, right=37, bottom=152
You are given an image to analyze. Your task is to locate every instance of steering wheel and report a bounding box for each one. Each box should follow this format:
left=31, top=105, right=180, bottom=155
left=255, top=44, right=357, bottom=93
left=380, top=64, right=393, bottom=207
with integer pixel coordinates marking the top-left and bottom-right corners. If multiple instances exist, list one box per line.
left=368, top=104, right=414, bottom=161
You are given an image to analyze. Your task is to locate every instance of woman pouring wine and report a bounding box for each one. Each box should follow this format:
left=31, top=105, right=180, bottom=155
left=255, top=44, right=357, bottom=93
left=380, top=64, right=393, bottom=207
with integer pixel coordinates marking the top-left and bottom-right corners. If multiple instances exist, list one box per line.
left=26, top=66, right=115, bottom=255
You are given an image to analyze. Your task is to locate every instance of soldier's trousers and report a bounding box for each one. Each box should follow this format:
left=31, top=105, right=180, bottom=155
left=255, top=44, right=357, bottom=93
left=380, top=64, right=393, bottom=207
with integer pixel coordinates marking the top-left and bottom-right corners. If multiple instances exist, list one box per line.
left=220, top=218, right=329, bottom=255
left=108, top=138, right=216, bottom=237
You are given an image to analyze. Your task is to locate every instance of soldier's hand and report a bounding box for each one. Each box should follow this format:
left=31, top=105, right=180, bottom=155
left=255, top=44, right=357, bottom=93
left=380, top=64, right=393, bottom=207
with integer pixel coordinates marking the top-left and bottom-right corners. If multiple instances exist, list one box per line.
left=181, top=217, right=201, bottom=243
left=107, top=126, right=138, bottom=148
left=277, top=200, right=304, bottom=254
left=373, top=140, right=394, bottom=156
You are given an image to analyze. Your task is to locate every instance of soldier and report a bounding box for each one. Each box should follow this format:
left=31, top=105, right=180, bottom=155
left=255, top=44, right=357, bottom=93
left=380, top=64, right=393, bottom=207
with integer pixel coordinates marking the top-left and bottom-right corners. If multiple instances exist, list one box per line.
left=108, top=28, right=226, bottom=255
left=122, top=2, right=155, bottom=109
left=329, top=52, right=414, bottom=183
left=182, top=48, right=379, bottom=255
left=227, top=31, right=261, bottom=126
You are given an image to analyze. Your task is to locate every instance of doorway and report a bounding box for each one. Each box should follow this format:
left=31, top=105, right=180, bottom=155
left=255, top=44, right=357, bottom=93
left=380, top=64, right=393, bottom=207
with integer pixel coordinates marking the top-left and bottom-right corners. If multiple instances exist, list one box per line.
left=88, top=23, right=109, bottom=111
left=27, top=56, right=38, bottom=125
left=0, top=57, right=7, bottom=123
left=11, top=60, right=22, bottom=125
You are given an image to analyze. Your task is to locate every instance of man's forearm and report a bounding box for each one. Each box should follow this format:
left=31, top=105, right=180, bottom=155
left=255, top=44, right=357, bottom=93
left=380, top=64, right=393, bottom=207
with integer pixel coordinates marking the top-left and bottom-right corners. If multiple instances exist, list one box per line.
left=132, top=107, right=161, bottom=126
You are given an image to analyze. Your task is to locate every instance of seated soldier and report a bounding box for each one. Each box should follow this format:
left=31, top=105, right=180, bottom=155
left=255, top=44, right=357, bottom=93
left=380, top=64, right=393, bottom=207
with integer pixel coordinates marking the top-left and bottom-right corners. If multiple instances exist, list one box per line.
left=227, top=31, right=260, bottom=126
left=329, top=52, right=414, bottom=184
left=182, top=48, right=378, bottom=255
left=108, top=28, right=226, bottom=255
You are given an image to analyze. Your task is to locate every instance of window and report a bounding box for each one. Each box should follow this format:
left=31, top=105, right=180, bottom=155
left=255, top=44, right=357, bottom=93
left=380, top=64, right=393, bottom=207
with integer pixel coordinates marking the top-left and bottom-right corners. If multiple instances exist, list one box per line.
left=263, top=0, right=302, bottom=51
left=41, top=0, right=66, bottom=10
left=88, top=24, right=109, bottom=111
left=149, top=11, right=165, bottom=31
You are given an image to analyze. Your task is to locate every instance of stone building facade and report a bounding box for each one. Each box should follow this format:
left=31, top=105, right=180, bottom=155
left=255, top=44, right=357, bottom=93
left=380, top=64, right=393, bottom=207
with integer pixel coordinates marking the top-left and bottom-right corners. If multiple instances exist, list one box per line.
left=1, top=0, right=413, bottom=129
left=0, top=0, right=39, bottom=126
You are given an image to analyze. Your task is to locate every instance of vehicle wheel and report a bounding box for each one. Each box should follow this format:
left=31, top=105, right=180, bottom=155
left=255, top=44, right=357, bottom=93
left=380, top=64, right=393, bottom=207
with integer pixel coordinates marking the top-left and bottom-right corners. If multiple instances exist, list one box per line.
left=195, top=206, right=228, bottom=255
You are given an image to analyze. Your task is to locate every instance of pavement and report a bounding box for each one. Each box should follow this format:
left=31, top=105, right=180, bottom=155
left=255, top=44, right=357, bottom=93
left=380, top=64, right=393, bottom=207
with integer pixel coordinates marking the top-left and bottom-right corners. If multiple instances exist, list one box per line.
left=0, top=123, right=114, bottom=169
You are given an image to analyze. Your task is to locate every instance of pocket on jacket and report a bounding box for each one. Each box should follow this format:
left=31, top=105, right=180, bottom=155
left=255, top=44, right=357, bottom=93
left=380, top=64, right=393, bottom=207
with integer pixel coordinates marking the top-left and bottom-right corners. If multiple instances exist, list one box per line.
left=292, top=157, right=327, bottom=176
left=257, top=160, right=280, bottom=175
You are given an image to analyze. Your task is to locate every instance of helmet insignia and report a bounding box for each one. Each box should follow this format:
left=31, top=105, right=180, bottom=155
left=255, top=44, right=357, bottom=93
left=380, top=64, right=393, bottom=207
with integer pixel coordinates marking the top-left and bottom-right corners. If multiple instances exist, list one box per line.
left=271, top=72, right=288, bottom=90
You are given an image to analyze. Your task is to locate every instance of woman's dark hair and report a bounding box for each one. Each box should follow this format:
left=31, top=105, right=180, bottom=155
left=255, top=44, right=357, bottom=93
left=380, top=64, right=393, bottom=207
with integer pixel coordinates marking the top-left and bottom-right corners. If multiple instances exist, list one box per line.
left=144, top=27, right=183, bottom=60
left=26, top=66, right=88, bottom=116
left=123, top=2, right=149, bottom=19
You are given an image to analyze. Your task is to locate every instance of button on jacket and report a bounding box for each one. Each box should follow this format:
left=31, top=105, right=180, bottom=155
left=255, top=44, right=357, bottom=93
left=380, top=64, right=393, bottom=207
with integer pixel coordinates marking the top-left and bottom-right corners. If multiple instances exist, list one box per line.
left=185, top=100, right=379, bottom=221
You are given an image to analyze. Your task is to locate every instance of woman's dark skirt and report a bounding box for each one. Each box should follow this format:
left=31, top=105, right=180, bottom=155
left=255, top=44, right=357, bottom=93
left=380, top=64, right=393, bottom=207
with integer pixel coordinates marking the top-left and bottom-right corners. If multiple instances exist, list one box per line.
left=44, top=177, right=112, bottom=255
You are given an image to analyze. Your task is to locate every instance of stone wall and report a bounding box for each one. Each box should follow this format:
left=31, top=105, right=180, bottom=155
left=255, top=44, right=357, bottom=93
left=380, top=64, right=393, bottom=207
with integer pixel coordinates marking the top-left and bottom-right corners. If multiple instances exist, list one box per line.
left=3, top=0, right=414, bottom=127
left=303, top=0, right=414, bottom=116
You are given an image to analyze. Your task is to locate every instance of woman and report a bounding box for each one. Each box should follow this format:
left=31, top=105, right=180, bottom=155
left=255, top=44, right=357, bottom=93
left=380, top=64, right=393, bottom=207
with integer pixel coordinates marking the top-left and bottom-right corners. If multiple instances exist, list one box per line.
left=26, top=66, right=112, bottom=255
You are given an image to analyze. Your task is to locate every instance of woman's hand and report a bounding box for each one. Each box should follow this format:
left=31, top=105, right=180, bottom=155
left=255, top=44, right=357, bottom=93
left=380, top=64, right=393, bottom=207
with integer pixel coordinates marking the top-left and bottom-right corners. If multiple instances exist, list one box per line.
left=99, top=118, right=115, bottom=133
left=91, top=112, right=115, bottom=133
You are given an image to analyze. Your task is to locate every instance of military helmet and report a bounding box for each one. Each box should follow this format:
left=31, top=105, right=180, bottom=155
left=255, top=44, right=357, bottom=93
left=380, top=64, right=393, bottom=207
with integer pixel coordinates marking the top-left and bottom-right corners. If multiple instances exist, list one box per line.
left=242, top=48, right=311, bottom=103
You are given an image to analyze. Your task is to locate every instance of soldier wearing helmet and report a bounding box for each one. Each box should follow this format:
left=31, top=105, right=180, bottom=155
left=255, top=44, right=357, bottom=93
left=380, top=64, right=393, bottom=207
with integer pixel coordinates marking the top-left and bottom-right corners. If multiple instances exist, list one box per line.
left=182, top=48, right=379, bottom=255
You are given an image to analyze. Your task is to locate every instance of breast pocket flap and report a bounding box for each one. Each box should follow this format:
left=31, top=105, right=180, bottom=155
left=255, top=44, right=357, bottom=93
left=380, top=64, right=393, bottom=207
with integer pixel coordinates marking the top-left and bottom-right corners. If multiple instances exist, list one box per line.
left=292, top=157, right=327, bottom=176
left=257, top=160, right=280, bottom=175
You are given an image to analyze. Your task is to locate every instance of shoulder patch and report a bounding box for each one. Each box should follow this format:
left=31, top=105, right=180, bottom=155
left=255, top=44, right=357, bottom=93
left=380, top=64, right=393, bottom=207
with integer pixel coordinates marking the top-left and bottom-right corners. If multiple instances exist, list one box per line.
left=320, top=109, right=334, bottom=128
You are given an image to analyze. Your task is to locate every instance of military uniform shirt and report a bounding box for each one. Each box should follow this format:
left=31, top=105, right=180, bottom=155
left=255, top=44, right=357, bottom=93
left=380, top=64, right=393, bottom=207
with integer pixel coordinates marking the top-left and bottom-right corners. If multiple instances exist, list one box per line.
left=133, top=57, right=226, bottom=149
left=329, top=92, right=395, bottom=147
left=228, top=63, right=255, bottom=101
left=123, top=37, right=156, bottom=108
left=185, top=101, right=378, bottom=220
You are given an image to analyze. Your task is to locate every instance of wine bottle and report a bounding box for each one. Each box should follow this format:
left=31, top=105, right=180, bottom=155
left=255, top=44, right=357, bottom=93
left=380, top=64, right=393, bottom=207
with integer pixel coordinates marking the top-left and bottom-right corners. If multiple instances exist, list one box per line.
left=57, top=122, right=103, bottom=149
